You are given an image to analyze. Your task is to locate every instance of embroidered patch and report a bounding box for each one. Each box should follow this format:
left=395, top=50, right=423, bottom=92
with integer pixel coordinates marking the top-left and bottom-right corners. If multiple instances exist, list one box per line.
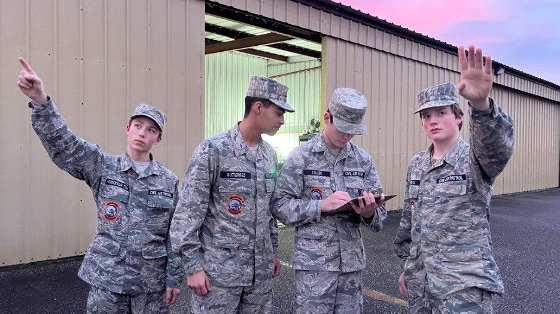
left=410, top=180, right=420, bottom=186
left=227, top=195, right=244, bottom=215
left=303, top=170, right=331, bottom=177
left=310, top=187, right=324, bottom=200
left=220, top=171, right=252, bottom=179
left=103, top=201, right=120, bottom=221
left=343, top=171, right=365, bottom=178
left=105, top=179, right=129, bottom=191
left=149, top=190, right=174, bottom=199
left=437, top=174, right=467, bottom=184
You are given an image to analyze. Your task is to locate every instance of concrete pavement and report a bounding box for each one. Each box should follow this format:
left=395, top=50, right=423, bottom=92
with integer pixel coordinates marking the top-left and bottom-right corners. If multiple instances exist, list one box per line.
left=1, top=188, right=559, bottom=313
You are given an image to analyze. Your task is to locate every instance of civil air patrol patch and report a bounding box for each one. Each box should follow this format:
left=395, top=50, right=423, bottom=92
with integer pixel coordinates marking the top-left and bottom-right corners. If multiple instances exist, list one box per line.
left=103, top=201, right=120, bottom=221
left=437, top=174, right=467, bottom=184
left=227, top=195, right=244, bottom=215
left=310, top=187, right=324, bottom=200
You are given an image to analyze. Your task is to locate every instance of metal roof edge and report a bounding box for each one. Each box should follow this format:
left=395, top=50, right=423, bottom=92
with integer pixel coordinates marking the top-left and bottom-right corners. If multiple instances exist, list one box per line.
left=290, top=0, right=560, bottom=92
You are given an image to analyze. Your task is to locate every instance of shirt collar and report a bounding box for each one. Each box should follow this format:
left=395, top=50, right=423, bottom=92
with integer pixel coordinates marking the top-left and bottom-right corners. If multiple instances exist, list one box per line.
left=119, top=152, right=160, bottom=178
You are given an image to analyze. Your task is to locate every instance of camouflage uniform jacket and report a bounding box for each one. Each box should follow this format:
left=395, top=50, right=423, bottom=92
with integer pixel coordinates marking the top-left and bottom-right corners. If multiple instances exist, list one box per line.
left=30, top=99, right=182, bottom=294
left=271, top=132, right=387, bottom=272
left=394, top=99, right=514, bottom=298
left=170, top=124, right=279, bottom=287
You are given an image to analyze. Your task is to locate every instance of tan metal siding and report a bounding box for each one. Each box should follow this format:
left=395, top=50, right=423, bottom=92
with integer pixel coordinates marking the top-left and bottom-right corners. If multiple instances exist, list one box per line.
left=491, top=87, right=560, bottom=194
left=0, top=0, right=205, bottom=267
left=268, top=60, right=322, bottom=133
left=204, top=52, right=321, bottom=137
left=210, top=0, right=560, bottom=103
left=322, top=36, right=559, bottom=211
left=205, top=52, right=268, bottom=137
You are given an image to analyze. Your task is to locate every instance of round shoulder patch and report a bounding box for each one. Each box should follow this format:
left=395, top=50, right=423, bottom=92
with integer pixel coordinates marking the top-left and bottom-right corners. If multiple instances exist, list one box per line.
left=103, top=201, right=120, bottom=221
left=227, top=195, right=244, bottom=216
left=310, top=187, right=323, bottom=200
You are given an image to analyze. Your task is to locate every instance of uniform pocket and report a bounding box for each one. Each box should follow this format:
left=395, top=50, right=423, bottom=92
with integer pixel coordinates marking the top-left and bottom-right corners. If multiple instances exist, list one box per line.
left=344, top=177, right=365, bottom=198
left=144, top=190, right=175, bottom=234
left=212, top=233, right=250, bottom=249
left=99, top=177, right=130, bottom=203
left=265, top=179, right=275, bottom=193
left=438, top=246, right=483, bottom=262
left=304, top=176, right=331, bottom=200
left=147, top=192, right=174, bottom=209
left=435, top=175, right=468, bottom=197
left=205, top=234, right=252, bottom=284
left=89, top=236, right=120, bottom=256
left=142, top=243, right=168, bottom=259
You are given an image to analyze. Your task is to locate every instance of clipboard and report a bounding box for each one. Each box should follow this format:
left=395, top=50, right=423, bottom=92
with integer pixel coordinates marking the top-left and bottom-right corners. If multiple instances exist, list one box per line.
left=329, top=194, right=397, bottom=214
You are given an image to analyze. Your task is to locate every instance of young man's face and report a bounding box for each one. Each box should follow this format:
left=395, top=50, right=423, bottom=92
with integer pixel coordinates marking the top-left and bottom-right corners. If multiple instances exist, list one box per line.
left=323, top=112, right=354, bottom=149
left=421, top=106, right=462, bottom=143
left=260, top=102, right=285, bottom=136
left=125, top=116, right=162, bottom=154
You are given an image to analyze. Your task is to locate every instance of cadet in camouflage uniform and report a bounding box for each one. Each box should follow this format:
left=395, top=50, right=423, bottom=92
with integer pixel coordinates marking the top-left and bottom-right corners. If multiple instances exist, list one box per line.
left=271, top=88, right=387, bottom=313
left=170, top=76, right=294, bottom=313
left=17, top=58, right=182, bottom=313
left=394, top=45, right=515, bottom=313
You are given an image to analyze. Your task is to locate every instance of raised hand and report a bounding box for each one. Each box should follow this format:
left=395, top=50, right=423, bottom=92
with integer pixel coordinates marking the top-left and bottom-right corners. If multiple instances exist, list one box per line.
left=17, top=57, right=48, bottom=105
left=457, top=45, right=492, bottom=110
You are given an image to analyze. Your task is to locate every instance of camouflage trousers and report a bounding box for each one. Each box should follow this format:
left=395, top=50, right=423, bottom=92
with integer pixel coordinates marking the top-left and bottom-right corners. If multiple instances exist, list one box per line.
left=190, top=279, right=273, bottom=314
left=405, top=260, right=493, bottom=314
left=292, top=270, right=363, bottom=314
left=408, top=287, right=493, bottom=314
left=86, top=285, right=169, bottom=314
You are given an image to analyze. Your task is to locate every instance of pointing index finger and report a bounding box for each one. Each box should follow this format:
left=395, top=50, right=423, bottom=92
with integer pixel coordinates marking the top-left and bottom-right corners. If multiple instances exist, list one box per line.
left=19, top=57, right=35, bottom=74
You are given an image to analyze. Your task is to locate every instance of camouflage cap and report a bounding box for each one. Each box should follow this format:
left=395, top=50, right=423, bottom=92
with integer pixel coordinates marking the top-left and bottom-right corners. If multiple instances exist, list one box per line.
left=415, top=83, right=459, bottom=114
left=328, top=88, right=368, bottom=135
left=246, top=76, right=294, bottom=112
left=131, top=103, right=167, bottom=132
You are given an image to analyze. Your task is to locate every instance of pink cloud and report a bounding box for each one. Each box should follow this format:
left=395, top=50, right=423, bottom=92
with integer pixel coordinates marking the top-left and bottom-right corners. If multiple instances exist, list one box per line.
left=336, top=0, right=499, bottom=35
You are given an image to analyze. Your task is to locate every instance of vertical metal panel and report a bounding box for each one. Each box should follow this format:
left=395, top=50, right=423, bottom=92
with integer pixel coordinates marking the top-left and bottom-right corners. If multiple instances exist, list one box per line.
left=323, top=36, right=559, bottom=211
left=491, top=86, right=560, bottom=194
left=269, top=59, right=322, bottom=133
left=0, top=0, right=205, bottom=266
left=204, top=52, right=268, bottom=137
left=205, top=52, right=321, bottom=137
left=210, top=0, right=560, bottom=102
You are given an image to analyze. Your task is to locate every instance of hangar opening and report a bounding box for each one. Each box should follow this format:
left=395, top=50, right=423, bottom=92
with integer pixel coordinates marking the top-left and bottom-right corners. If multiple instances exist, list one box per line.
left=204, top=2, right=323, bottom=162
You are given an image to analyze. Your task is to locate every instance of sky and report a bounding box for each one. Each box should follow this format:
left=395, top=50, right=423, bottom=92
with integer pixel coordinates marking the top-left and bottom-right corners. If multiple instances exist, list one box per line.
left=337, top=0, right=560, bottom=85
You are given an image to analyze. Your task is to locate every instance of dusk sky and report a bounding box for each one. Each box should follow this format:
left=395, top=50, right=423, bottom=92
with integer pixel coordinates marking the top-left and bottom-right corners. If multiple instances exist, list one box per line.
left=337, top=0, right=560, bottom=85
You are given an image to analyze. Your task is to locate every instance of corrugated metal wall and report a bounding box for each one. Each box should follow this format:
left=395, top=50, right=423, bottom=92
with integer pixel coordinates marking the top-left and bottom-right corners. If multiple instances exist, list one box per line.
left=268, top=59, right=322, bottom=133
left=2, top=0, right=559, bottom=267
left=205, top=53, right=321, bottom=138
left=491, top=86, right=560, bottom=194
left=205, top=52, right=268, bottom=137
left=322, top=36, right=560, bottom=210
left=211, top=0, right=560, bottom=209
left=0, top=0, right=205, bottom=267
left=204, top=51, right=322, bottom=165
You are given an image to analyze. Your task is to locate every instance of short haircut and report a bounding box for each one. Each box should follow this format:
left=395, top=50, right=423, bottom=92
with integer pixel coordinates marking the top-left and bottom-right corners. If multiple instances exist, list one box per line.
left=244, top=96, right=273, bottom=118
left=327, top=109, right=333, bottom=124
left=128, top=117, right=163, bottom=139
left=420, top=104, right=464, bottom=131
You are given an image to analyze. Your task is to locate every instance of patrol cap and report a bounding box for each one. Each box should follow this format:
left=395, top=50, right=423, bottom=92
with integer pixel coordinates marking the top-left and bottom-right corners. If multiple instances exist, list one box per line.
left=415, top=83, right=459, bottom=114
left=246, top=76, right=295, bottom=112
left=328, top=88, right=368, bottom=135
left=130, top=103, right=167, bottom=132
